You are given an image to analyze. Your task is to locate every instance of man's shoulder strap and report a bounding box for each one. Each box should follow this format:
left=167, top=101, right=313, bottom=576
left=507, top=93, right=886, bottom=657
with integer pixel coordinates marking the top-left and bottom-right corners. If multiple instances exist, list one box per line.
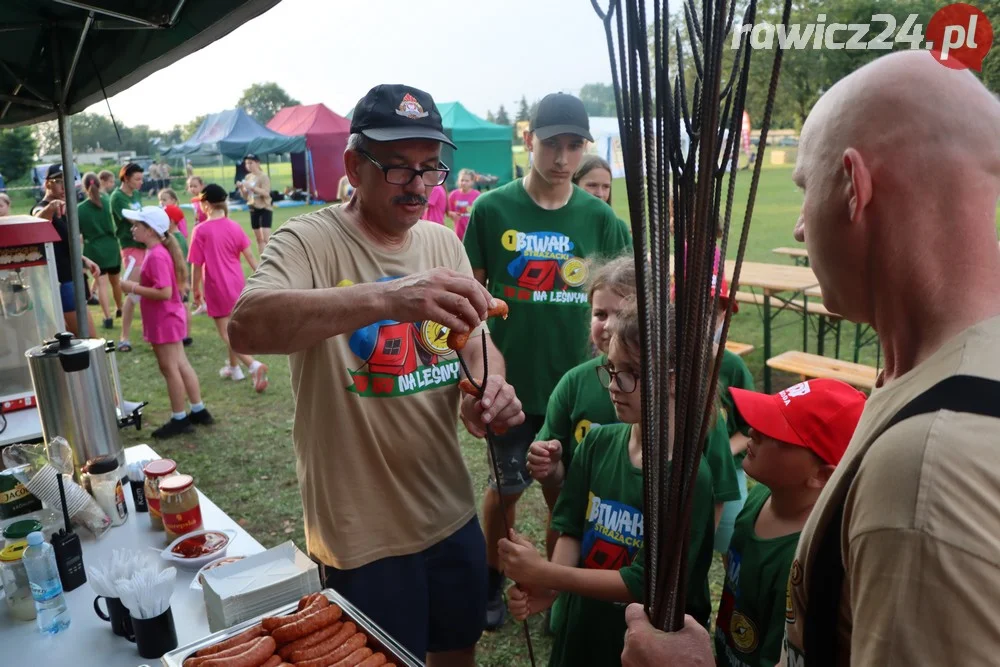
left=803, top=374, right=1000, bottom=666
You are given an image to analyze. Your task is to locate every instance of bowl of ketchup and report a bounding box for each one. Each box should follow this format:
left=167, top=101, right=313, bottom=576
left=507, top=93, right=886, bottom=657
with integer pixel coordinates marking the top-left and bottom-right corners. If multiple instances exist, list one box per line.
left=161, top=529, right=237, bottom=569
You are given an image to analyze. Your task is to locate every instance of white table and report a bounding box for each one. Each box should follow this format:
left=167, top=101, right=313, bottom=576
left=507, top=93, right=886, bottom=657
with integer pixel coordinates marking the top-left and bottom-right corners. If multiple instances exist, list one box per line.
left=0, top=444, right=265, bottom=666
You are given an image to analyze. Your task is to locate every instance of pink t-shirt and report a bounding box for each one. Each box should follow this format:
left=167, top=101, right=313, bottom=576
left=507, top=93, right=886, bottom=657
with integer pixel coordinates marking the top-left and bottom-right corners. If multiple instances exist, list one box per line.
left=139, top=244, right=187, bottom=345
left=187, top=217, right=251, bottom=318
left=425, top=186, right=447, bottom=224
left=191, top=198, right=208, bottom=224
left=447, top=188, right=480, bottom=240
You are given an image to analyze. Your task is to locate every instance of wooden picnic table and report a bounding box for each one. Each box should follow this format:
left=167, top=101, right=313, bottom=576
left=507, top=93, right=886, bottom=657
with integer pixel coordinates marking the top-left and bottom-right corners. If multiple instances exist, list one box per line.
left=772, top=246, right=810, bottom=266
left=724, top=260, right=824, bottom=392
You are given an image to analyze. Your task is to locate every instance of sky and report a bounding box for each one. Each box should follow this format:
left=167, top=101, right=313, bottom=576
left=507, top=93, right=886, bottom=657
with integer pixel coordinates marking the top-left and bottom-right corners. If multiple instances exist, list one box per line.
left=86, top=0, right=621, bottom=131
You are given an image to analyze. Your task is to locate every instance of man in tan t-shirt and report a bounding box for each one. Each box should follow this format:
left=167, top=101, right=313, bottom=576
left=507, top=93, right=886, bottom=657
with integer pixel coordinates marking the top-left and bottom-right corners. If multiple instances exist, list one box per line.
left=618, top=51, right=1000, bottom=667
left=229, top=84, right=524, bottom=667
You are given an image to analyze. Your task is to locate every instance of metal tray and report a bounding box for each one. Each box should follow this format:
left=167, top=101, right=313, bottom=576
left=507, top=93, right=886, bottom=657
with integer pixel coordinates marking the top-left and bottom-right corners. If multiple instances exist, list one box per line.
left=161, top=588, right=424, bottom=666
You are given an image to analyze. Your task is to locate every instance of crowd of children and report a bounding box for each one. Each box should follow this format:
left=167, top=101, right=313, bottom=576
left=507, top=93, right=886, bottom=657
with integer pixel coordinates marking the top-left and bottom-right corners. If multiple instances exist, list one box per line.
left=486, top=249, right=867, bottom=667
left=42, top=159, right=270, bottom=438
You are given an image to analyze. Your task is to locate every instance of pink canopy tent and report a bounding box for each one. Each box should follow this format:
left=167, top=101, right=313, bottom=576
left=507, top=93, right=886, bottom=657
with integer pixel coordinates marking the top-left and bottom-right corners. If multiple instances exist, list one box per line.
left=267, top=103, right=350, bottom=201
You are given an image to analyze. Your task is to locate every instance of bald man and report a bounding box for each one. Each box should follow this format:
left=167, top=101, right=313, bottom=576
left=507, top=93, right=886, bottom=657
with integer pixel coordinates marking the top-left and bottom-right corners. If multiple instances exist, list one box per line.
left=620, top=50, right=1000, bottom=667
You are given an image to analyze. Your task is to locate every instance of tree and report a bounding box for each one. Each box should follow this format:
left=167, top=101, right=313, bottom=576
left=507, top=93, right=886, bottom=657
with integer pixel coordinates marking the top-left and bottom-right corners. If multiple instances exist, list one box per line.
left=486, top=109, right=496, bottom=123
left=0, top=127, right=37, bottom=181
left=183, top=114, right=207, bottom=139
left=579, top=83, right=616, bottom=116
left=980, top=3, right=1000, bottom=93
left=237, top=82, right=300, bottom=124
left=495, top=104, right=511, bottom=125
left=516, top=95, right=531, bottom=122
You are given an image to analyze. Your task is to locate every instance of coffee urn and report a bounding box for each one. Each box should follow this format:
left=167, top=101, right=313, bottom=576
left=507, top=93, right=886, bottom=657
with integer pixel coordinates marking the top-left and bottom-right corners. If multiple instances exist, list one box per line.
left=25, top=332, right=125, bottom=481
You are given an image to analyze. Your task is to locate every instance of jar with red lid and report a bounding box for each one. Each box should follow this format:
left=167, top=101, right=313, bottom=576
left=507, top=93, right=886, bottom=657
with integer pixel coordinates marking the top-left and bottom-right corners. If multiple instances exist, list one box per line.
left=143, top=459, right=178, bottom=531
left=159, top=475, right=202, bottom=543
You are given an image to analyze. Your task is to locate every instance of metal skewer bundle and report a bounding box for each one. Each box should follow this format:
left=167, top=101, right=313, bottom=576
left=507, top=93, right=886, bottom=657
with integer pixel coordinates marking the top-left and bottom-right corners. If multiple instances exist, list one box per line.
left=592, top=0, right=792, bottom=631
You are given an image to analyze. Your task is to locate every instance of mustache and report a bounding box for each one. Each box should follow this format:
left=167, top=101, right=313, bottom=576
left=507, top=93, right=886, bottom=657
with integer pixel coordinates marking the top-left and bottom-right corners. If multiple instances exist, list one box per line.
left=392, top=195, right=428, bottom=206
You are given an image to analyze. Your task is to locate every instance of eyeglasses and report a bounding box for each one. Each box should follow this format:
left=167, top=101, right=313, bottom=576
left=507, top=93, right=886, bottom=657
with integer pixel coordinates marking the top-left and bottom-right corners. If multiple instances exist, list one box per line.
left=596, top=363, right=638, bottom=393
left=358, top=149, right=450, bottom=187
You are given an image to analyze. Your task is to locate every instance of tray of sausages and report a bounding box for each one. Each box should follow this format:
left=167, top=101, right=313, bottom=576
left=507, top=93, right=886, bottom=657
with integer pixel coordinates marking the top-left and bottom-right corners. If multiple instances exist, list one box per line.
left=163, top=589, right=424, bottom=667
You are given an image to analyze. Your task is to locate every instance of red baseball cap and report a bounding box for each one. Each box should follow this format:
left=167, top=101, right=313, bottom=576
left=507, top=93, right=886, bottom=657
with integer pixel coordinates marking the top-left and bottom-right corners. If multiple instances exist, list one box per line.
left=163, top=204, right=185, bottom=224
left=730, top=379, right=866, bottom=465
left=711, top=275, right=738, bottom=314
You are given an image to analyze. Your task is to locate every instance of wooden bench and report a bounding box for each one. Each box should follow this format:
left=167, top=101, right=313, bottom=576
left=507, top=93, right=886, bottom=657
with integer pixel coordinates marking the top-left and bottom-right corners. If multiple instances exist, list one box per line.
left=772, top=247, right=810, bottom=266
left=734, top=291, right=840, bottom=319
left=725, top=341, right=754, bottom=357
left=766, top=351, right=878, bottom=390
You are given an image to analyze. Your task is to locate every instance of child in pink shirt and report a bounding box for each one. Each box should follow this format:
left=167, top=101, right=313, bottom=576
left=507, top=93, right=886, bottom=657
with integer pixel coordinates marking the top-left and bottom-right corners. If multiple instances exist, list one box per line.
left=447, top=169, right=480, bottom=240
left=188, top=184, right=268, bottom=392
left=187, top=176, right=208, bottom=224
left=425, top=185, right=447, bottom=224
left=119, top=206, right=213, bottom=439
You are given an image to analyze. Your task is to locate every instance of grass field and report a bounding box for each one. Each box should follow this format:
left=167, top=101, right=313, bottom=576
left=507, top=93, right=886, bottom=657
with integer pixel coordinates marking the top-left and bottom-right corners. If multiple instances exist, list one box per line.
left=11, top=165, right=997, bottom=666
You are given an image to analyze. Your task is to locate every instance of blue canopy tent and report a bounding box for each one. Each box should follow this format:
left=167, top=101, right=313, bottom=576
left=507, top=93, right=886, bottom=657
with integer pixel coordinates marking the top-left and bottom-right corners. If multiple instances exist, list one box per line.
left=163, top=108, right=305, bottom=160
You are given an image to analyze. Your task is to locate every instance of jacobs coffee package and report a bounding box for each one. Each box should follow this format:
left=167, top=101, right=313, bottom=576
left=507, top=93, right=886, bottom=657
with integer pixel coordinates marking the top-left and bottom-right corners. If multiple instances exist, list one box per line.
left=0, top=468, right=43, bottom=520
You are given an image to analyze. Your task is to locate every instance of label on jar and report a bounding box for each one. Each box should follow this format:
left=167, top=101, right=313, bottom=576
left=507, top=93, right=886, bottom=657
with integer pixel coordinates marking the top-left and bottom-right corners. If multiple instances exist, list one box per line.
left=113, top=480, right=128, bottom=521
left=0, top=471, right=43, bottom=519
left=164, top=506, right=203, bottom=540
left=148, top=496, right=161, bottom=520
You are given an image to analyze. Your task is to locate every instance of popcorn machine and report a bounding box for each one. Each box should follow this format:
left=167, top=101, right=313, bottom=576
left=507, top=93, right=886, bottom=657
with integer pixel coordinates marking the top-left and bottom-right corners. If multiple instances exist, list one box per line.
left=0, top=215, right=64, bottom=445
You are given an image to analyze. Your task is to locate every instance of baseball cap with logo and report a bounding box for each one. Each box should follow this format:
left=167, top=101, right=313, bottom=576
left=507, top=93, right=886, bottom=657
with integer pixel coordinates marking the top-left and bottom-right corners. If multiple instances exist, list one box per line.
left=530, top=93, right=594, bottom=141
left=730, top=379, right=866, bottom=465
left=350, top=84, right=456, bottom=148
left=45, top=164, right=63, bottom=180
left=122, top=205, right=170, bottom=236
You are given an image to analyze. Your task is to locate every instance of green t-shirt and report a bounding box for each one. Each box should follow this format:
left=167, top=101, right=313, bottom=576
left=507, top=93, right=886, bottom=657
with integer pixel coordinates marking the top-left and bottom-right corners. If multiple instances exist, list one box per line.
left=77, top=196, right=121, bottom=269
left=705, top=408, right=741, bottom=503
left=463, top=180, right=632, bottom=415
left=719, top=349, right=755, bottom=439
left=174, top=231, right=189, bottom=260
left=547, top=424, right=715, bottom=667
left=110, top=187, right=143, bottom=249
left=714, top=484, right=798, bottom=667
left=535, top=354, right=619, bottom=471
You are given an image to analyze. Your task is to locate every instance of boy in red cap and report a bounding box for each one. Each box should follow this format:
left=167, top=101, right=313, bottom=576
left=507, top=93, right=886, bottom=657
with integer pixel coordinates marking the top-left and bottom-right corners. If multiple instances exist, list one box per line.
left=714, top=379, right=866, bottom=667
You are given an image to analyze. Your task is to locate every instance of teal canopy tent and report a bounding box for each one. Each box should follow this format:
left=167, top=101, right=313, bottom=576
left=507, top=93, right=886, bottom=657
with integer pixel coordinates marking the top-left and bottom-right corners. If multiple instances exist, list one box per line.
left=163, top=108, right=305, bottom=160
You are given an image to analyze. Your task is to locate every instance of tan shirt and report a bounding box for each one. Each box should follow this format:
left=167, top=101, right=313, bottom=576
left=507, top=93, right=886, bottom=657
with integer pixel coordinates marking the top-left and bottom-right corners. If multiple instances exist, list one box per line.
left=238, top=206, right=481, bottom=569
left=785, top=315, right=1000, bottom=666
left=246, top=172, right=272, bottom=210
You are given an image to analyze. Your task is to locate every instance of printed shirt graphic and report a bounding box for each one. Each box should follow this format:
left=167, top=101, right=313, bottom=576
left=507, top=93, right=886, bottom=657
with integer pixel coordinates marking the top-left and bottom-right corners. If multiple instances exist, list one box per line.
left=239, top=206, right=481, bottom=570
left=715, top=484, right=799, bottom=667
left=464, top=180, right=632, bottom=415
left=345, top=277, right=461, bottom=398
left=535, top=354, right=620, bottom=471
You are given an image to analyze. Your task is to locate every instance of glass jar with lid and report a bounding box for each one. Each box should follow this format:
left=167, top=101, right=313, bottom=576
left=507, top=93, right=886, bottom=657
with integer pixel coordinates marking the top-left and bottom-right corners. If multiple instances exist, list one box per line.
left=3, top=519, right=43, bottom=548
left=159, top=475, right=202, bottom=543
left=87, top=456, right=128, bottom=527
left=143, top=459, right=178, bottom=531
left=0, top=541, right=37, bottom=621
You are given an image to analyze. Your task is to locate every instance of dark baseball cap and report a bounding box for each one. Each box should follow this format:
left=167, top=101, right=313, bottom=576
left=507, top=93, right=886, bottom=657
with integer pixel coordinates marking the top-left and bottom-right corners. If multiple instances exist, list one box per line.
left=197, top=183, right=228, bottom=204
left=244, top=153, right=260, bottom=163
left=530, top=93, right=593, bottom=141
left=350, top=84, right=456, bottom=148
left=45, top=164, right=63, bottom=180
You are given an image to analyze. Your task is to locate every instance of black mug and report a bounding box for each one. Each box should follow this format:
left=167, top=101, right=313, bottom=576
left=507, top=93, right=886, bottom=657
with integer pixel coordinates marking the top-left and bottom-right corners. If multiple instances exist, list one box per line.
left=128, top=608, right=178, bottom=659
left=93, top=595, right=132, bottom=638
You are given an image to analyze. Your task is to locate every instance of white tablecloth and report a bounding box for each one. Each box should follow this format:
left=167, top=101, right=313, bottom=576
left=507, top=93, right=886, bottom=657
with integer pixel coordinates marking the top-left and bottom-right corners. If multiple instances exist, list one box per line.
left=0, top=444, right=265, bottom=666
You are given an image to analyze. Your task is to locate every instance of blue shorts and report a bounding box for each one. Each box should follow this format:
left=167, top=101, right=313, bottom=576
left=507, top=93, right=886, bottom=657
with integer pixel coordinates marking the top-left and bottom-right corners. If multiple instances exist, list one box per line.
left=321, top=516, right=487, bottom=658
left=59, top=281, right=76, bottom=313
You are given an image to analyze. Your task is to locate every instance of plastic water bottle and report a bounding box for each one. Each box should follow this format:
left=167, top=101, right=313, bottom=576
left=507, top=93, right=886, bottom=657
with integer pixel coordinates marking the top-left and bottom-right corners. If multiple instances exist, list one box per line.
left=22, top=531, right=70, bottom=635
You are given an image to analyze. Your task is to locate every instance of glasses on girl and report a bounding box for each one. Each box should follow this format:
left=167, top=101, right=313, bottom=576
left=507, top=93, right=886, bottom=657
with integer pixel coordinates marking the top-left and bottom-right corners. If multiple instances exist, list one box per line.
left=596, top=363, right=638, bottom=393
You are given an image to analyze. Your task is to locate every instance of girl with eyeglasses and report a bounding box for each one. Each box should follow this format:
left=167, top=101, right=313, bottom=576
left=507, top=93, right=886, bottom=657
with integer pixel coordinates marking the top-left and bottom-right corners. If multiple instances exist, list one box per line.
left=497, top=297, right=717, bottom=666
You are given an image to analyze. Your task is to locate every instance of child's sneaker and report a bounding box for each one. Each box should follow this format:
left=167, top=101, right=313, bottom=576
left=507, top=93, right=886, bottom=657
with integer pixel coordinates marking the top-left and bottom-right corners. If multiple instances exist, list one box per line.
left=192, top=304, right=207, bottom=316
left=152, top=416, right=194, bottom=439
left=188, top=408, right=215, bottom=426
left=249, top=361, right=268, bottom=393
left=219, top=364, right=236, bottom=379
left=102, top=317, right=114, bottom=330
left=231, top=365, right=246, bottom=382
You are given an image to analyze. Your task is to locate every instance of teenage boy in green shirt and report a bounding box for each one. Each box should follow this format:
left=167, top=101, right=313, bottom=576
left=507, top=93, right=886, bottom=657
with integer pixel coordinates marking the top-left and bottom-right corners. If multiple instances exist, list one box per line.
left=464, top=92, right=631, bottom=629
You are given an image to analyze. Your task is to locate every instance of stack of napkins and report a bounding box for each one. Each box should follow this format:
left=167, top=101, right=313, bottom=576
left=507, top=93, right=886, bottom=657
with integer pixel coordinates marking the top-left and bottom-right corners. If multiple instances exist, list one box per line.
left=202, top=541, right=320, bottom=632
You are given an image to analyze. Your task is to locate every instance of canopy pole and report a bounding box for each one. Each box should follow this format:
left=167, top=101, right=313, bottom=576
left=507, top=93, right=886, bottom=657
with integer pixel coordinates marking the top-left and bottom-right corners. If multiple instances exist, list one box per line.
left=266, top=153, right=271, bottom=177
left=57, top=110, right=88, bottom=338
